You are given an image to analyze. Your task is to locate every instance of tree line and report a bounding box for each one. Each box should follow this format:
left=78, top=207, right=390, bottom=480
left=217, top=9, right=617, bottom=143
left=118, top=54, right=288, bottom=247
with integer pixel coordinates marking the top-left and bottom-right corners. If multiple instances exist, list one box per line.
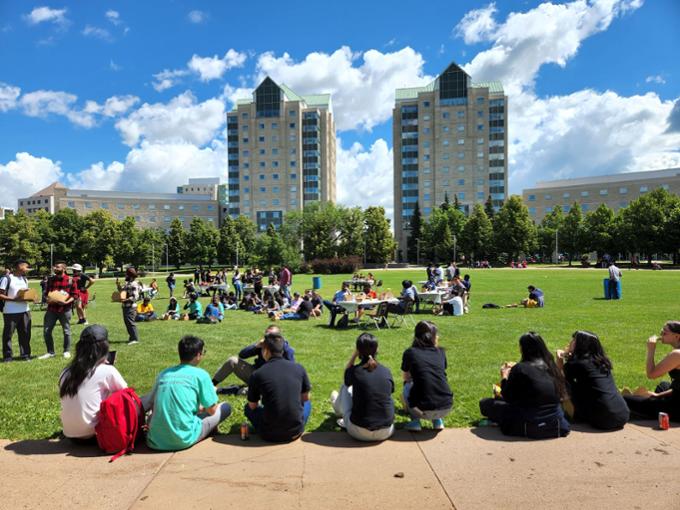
left=407, top=189, right=680, bottom=265
left=0, top=203, right=396, bottom=274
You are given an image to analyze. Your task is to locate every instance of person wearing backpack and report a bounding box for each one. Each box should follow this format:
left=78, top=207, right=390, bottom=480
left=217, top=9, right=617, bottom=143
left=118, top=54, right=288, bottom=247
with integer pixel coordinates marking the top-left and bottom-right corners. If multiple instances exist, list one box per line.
left=146, top=335, right=231, bottom=451
left=59, top=325, right=128, bottom=441
left=0, top=260, right=33, bottom=362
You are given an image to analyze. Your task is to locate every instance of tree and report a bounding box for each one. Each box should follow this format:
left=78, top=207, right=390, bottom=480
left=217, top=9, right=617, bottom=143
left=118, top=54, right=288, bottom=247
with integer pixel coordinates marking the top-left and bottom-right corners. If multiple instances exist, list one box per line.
left=233, top=215, right=257, bottom=265
left=561, top=203, right=585, bottom=266
left=484, top=195, right=496, bottom=220
left=493, top=195, right=537, bottom=261
left=619, top=188, right=675, bottom=264
left=187, top=217, right=218, bottom=267
left=537, top=207, right=564, bottom=262
left=50, top=208, right=83, bottom=263
left=441, top=192, right=451, bottom=210
left=135, top=227, right=164, bottom=270
left=217, top=216, right=243, bottom=266
left=166, top=218, right=188, bottom=269
left=363, top=206, right=396, bottom=264
left=337, top=207, right=365, bottom=258
left=113, top=217, right=138, bottom=268
left=0, top=210, right=40, bottom=267
left=406, top=202, right=423, bottom=263
left=300, top=202, right=343, bottom=260
left=80, top=210, right=118, bottom=275
left=460, top=204, right=493, bottom=261
left=32, top=209, right=54, bottom=272
left=583, top=204, right=615, bottom=258
left=453, top=193, right=460, bottom=211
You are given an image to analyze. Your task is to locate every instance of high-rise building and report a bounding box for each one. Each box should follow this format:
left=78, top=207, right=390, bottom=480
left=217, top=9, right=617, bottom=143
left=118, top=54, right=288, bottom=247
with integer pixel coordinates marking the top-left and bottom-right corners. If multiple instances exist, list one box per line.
left=227, top=76, right=336, bottom=232
left=18, top=179, right=222, bottom=228
left=393, top=62, right=508, bottom=260
left=522, top=167, right=680, bottom=222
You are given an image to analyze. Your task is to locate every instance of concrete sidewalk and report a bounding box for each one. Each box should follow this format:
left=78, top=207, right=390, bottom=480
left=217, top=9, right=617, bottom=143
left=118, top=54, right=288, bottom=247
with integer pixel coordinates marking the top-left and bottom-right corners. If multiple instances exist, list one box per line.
left=2, top=422, right=679, bottom=510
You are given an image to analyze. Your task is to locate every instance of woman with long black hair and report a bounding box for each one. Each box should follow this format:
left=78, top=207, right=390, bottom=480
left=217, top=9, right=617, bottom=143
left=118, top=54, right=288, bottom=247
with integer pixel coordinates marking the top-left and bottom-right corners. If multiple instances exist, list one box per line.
left=59, top=325, right=127, bottom=440
left=557, top=331, right=629, bottom=430
left=479, top=332, right=570, bottom=438
left=330, top=333, right=395, bottom=441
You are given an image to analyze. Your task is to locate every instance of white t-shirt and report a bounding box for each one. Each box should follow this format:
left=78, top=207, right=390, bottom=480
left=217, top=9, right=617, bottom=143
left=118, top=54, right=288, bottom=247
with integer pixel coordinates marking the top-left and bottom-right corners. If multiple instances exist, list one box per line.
left=447, top=296, right=464, bottom=316
left=60, top=363, right=127, bottom=438
left=608, top=265, right=621, bottom=282
left=0, top=274, right=30, bottom=314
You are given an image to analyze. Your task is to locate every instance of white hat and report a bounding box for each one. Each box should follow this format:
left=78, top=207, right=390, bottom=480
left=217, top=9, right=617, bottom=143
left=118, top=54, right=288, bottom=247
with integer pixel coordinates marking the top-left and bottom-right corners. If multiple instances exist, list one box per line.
left=71, top=263, right=83, bottom=271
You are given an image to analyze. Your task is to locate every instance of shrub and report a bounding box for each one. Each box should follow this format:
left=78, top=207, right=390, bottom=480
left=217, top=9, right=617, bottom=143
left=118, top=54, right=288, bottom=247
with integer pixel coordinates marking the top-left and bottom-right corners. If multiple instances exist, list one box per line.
left=309, top=256, right=361, bottom=274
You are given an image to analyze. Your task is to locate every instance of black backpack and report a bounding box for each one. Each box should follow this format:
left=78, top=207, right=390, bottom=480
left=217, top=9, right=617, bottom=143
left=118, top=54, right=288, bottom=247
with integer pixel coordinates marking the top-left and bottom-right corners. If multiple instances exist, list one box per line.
left=0, top=275, right=7, bottom=312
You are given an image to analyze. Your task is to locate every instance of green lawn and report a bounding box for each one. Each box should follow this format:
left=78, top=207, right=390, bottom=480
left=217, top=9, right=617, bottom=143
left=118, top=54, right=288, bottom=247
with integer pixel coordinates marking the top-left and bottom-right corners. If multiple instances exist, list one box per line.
left=0, top=268, right=677, bottom=439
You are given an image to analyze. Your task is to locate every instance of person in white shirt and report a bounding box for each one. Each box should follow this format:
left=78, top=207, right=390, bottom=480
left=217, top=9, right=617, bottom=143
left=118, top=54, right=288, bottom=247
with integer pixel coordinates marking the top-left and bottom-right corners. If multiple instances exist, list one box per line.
left=59, top=325, right=128, bottom=440
left=0, top=260, right=33, bottom=362
left=608, top=262, right=622, bottom=300
left=442, top=290, right=464, bottom=316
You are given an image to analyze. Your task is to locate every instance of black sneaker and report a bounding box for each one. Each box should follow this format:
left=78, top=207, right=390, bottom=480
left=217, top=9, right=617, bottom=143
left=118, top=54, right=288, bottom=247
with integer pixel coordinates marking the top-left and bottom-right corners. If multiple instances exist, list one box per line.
left=1, top=357, right=12, bottom=363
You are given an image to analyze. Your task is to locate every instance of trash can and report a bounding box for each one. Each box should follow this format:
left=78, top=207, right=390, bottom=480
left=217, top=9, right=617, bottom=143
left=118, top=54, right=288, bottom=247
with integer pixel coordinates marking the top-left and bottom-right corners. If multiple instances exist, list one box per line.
left=313, top=276, right=322, bottom=290
left=603, top=278, right=622, bottom=299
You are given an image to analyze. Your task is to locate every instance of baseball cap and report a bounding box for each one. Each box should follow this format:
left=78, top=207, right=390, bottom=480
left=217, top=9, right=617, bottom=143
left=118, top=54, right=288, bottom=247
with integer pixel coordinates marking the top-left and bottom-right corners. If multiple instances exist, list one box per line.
left=72, top=263, right=83, bottom=271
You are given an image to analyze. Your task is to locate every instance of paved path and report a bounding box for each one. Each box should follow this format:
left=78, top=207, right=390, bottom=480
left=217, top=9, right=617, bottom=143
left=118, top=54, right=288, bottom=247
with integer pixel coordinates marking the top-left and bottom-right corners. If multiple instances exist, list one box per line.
left=2, top=422, right=679, bottom=509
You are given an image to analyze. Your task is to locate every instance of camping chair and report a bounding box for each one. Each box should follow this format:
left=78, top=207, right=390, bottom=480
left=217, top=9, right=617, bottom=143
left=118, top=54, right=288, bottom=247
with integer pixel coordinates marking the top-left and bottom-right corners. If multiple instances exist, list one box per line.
left=389, top=300, right=416, bottom=328
left=363, top=301, right=390, bottom=330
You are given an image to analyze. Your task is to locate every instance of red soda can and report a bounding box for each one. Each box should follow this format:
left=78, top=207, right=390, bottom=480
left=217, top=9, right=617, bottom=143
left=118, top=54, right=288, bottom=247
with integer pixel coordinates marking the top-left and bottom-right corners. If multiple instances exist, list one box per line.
left=240, top=422, right=249, bottom=440
left=659, top=412, right=670, bottom=430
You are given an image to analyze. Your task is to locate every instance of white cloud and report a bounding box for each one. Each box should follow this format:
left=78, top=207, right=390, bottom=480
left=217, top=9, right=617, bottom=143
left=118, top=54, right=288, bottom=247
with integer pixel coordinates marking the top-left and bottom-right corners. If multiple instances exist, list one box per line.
left=83, top=95, right=139, bottom=118
left=19, top=90, right=96, bottom=128
left=187, top=10, right=207, bottom=24
left=152, top=69, right=189, bottom=92
left=110, top=59, right=122, bottom=72
left=0, top=83, right=21, bottom=112
left=452, top=0, right=680, bottom=193
left=24, top=6, right=68, bottom=26
left=454, top=3, right=498, bottom=44
left=187, top=50, right=247, bottom=81
left=221, top=84, right=253, bottom=106
left=645, top=74, right=666, bottom=85
left=254, top=46, right=433, bottom=131
left=0, top=152, right=64, bottom=209
left=82, top=25, right=112, bottom=41
left=106, top=10, right=121, bottom=26
left=336, top=138, right=394, bottom=220
left=115, top=91, right=225, bottom=147
left=66, top=161, right=125, bottom=190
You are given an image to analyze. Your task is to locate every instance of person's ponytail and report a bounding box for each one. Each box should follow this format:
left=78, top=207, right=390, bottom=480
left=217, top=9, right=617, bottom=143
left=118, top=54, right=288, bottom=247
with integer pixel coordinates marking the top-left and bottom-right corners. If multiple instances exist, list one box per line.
left=362, top=354, right=378, bottom=372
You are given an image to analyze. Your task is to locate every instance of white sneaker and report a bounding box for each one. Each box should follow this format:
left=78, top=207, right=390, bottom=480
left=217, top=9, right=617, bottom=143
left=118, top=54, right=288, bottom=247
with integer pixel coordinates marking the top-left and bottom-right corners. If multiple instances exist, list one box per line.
left=329, top=390, right=339, bottom=405
left=127, top=340, right=139, bottom=345
left=38, top=353, right=55, bottom=360
left=63, top=352, right=71, bottom=359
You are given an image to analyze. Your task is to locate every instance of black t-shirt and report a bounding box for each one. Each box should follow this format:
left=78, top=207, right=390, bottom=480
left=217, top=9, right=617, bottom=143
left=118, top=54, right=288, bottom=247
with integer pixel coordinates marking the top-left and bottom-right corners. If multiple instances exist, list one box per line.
left=401, top=347, right=453, bottom=411
left=297, top=300, right=313, bottom=319
left=247, top=357, right=311, bottom=441
left=564, top=357, right=629, bottom=429
left=501, top=361, right=560, bottom=420
left=166, top=275, right=176, bottom=285
left=76, top=274, right=92, bottom=291
left=345, top=364, right=394, bottom=430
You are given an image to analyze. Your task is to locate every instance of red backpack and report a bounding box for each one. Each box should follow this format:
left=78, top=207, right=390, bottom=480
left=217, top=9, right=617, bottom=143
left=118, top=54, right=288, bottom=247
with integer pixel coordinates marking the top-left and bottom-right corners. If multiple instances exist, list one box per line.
left=95, top=388, right=143, bottom=462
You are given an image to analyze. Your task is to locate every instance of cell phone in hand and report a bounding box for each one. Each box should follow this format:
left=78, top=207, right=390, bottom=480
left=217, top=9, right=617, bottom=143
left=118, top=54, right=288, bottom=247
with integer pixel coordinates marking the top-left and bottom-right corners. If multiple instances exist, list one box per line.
left=107, top=350, right=117, bottom=365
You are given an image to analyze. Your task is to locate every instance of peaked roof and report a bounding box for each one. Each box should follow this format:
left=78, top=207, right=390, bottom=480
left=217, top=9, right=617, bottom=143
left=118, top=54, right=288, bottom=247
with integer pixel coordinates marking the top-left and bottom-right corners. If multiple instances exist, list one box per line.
left=232, top=76, right=331, bottom=110
left=31, top=182, right=66, bottom=197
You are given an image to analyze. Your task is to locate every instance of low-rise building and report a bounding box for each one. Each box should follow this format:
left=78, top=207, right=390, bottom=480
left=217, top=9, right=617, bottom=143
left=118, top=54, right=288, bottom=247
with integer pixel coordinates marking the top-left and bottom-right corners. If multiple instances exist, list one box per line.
left=522, top=168, right=680, bottom=222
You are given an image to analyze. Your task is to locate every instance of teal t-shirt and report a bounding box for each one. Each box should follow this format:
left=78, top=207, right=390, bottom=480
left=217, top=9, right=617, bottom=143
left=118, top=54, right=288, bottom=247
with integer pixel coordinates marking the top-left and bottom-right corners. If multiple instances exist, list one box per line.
left=147, top=364, right=218, bottom=451
left=188, top=301, right=203, bottom=315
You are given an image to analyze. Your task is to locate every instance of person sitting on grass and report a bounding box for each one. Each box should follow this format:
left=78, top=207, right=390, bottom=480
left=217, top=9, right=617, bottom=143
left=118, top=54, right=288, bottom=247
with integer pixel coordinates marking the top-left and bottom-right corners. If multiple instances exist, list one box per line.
left=479, top=332, right=570, bottom=439
left=401, top=321, right=453, bottom=432
left=441, top=289, right=464, bottom=316
left=271, top=294, right=313, bottom=321
left=556, top=331, right=629, bottom=430
left=527, top=285, right=544, bottom=307
left=199, top=296, right=224, bottom=323
left=242, top=292, right=263, bottom=313
left=245, top=330, right=311, bottom=442
left=212, top=325, right=295, bottom=390
left=221, top=292, right=238, bottom=311
left=309, top=290, right=323, bottom=317
left=135, top=297, right=157, bottom=322
left=146, top=335, right=231, bottom=451
left=330, top=333, right=395, bottom=441
left=622, top=321, right=680, bottom=423
left=59, top=325, right=128, bottom=442
left=323, top=283, right=352, bottom=328
left=162, top=297, right=180, bottom=320
left=182, top=293, right=203, bottom=320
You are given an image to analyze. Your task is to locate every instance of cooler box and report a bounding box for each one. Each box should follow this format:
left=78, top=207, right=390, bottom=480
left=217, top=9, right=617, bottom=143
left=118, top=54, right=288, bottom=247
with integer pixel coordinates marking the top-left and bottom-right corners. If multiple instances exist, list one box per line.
left=603, top=278, right=622, bottom=299
left=312, top=276, right=322, bottom=290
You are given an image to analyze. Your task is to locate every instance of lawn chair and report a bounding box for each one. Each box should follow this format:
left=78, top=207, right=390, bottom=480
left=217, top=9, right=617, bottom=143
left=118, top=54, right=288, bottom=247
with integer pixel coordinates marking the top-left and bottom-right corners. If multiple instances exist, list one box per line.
left=364, top=301, right=390, bottom=330
left=389, top=300, right=416, bottom=328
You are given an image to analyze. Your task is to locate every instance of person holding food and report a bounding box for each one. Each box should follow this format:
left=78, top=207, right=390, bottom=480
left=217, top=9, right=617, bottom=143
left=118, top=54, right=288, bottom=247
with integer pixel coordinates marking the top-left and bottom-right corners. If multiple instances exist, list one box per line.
left=39, top=261, right=78, bottom=360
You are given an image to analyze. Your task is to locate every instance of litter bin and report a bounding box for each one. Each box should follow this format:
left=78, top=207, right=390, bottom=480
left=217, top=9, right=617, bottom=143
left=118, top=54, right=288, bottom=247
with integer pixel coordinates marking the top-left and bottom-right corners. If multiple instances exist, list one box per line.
left=603, top=278, right=622, bottom=299
left=313, top=276, right=322, bottom=290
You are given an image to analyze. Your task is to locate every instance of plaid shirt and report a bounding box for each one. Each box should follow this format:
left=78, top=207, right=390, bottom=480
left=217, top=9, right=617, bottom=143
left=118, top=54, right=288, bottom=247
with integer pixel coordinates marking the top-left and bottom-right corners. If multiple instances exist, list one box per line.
left=46, top=274, right=77, bottom=314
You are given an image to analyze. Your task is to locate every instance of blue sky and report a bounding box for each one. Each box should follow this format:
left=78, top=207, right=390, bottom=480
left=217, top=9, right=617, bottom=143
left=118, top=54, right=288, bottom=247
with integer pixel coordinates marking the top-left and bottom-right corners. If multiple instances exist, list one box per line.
left=1, top=0, right=679, bottom=215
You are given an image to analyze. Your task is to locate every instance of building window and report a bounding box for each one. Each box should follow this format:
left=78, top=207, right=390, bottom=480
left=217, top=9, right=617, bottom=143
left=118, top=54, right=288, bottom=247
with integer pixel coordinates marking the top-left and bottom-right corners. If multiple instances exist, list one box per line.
left=84, top=201, right=92, bottom=209
left=259, top=123, right=265, bottom=129
left=443, top=140, right=450, bottom=146
left=528, top=207, right=537, bottom=215
left=457, top=152, right=465, bottom=159
left=290, top=173, right=297, bottom=179
left=164, top=216, right=172, bottom=222
left=258, top=136, right=265, bottom=143
left=423, top=193, right=431, bottom=201
left=260, top=187, right=266, bottom=193
left=259, top=162, right=266, bottom=168
left=68, top=201, right=76, bottom=208
left=272, top=148, right=279, bottom=155
left=243, top=150, right=250, bottom=157
left=457, top=125, right=464, bottom=132
left=244, top=175, right=250, bottom=181
left=457, top=179, right=465, bottom=186
left=271, top=122, right=278, bottom=129
left=101, top=202, right=109, bottom=209
left=117, top=203, right=125, bottom=210
left=290, top=161, right=296, bottom=167
left=544, top=194, right=552, bottom=200
left=423, top=101, right=430, bottom=107
left=259, top=174, right=266, bottom=180
left=272, top=161, right=279, bottom=168
left=289, top=110, right=295, bottom=117
left=423, top=127, right=430, bottom=134
left=272, top=186, right=280, bottom=194
left=442, top=112, right=449, bottom=119
left=178, top=205, right=185, bottom=210
left=528, top=194, right=536, bottom=201
left=457, top=192, right=465, bottom=200
left=163, top=205, right=170, bottom=210
left=640, top=185, right=648, bottom=193
left=563, top=192, right=570, bottom=199
left=442, top=126, right=449, bottom=132
left=259, top=149, right=265, bottom=155
left=132, top=204, right=140, bottom=210
left=619, top=187, right=628, bottom=194
left=662, top=184, right=670, bottom=190
left=272, top=199, right=280, bottom=206
left=458, top=139, right=465, bottom=145
left=457, top=111, right=465, bottom=119
left=148, top=204, right=156, bottom=210
left=207, top=205, right=214, bottom=211
left=599, top=189, right=608, bottom=196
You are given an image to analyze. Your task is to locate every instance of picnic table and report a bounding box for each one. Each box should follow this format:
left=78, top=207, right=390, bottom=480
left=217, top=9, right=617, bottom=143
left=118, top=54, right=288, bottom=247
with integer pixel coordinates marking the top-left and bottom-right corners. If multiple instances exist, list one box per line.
left=417, top=290, right=448, bottom=305
left=336, top=298, right=399, bottom=314
left=242, top=284, right=279, bottom=296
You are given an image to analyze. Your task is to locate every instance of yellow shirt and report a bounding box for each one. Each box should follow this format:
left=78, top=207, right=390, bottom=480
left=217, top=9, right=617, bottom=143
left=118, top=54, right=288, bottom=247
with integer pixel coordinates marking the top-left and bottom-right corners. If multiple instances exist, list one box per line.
left=137, top=302, right=154, bottom=314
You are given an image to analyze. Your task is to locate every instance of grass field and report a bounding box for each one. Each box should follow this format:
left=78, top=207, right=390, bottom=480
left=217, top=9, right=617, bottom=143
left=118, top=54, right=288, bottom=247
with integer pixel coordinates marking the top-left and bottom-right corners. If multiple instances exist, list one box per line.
left=0, top=267, right=678, bottom=440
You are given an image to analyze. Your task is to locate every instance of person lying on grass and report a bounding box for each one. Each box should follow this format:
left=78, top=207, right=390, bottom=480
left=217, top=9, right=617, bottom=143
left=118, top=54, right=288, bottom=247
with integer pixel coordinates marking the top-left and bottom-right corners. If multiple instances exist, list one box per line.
left=146, top=335, right=231, bottom=451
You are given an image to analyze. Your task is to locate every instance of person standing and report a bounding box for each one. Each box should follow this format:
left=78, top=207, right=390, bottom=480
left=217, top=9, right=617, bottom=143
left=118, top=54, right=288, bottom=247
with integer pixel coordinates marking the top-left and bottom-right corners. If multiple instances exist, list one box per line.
left=232, top=268, right=243, bottom=301
left=279, top=265, right=292, bottom=301
left=0, top=260, right=33, bottom=362
left=71, top=263, right=93, bottom=325
left=116, top=267, right=142, bottom=345
left=40, top=261, right=77, bottom=359
left=607, top=261, right=622, bottom=300
left=166, top=272, right=176, bottom=298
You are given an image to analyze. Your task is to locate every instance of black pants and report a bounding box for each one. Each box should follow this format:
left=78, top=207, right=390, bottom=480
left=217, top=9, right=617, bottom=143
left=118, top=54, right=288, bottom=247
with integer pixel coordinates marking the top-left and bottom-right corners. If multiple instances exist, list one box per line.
left=479, top=397, right=507, bottom=423
left=2, top=312, right=32, bottom=360
left=122, top=306, right=139, bottom=342
left=623, top=382, right=678, bottom=421
left=323, top=301, right=344, bottom=327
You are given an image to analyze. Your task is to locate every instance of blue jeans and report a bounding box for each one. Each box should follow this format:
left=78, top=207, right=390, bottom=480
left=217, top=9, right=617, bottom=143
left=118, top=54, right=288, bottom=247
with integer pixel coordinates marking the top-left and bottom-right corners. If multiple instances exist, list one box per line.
left=245, top=401, right=311, bottom=435
left=234, top=282, right=243, bottom=301
left=281, top=312, right=303, bottom=320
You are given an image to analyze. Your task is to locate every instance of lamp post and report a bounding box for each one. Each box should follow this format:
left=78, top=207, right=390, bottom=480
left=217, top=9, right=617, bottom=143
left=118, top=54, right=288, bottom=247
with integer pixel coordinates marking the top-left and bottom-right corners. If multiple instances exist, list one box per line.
left=151, top=243, right=155, bottom=274
left=555, top=229, right=559, bottom=264
left=165, top=243, right=169, bottom=270
left=416, top=238, right=421, bottom=266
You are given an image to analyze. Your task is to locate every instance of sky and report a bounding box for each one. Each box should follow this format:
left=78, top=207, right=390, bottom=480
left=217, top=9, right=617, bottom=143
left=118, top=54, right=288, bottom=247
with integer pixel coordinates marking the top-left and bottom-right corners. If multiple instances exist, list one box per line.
left=1, top=0, right=679, bottom=219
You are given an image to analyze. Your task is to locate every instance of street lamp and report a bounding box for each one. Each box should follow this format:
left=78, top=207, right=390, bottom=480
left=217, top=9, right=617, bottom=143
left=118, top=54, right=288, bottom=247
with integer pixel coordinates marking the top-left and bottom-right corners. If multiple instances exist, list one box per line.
left=416, top=238, right=421, bottom=266
left=555, top=229, right=559, bottom=264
